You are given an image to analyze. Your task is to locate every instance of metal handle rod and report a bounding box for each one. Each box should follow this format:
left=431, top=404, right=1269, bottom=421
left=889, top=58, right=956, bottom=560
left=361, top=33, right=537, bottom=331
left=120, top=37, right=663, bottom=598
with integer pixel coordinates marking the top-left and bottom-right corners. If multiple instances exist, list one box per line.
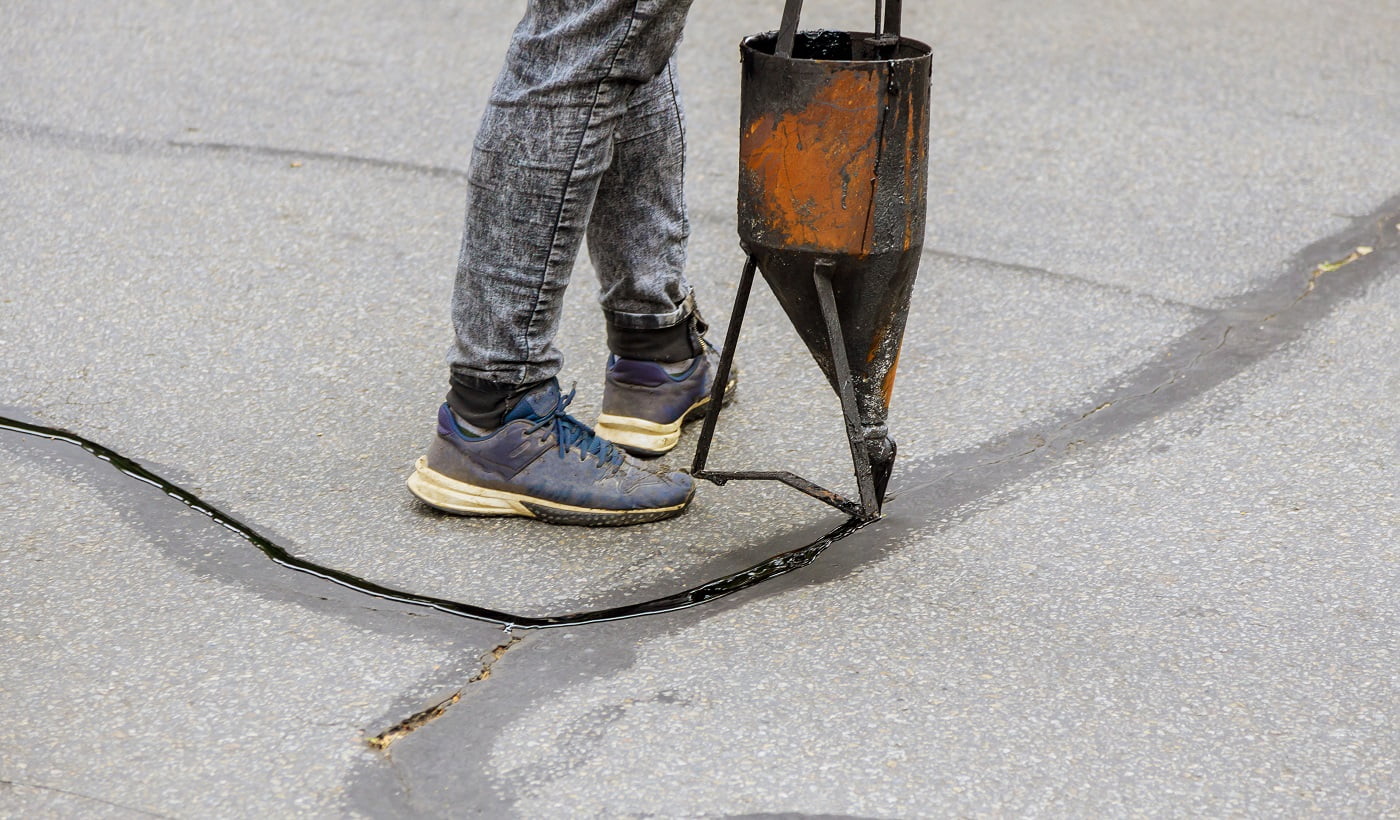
left=775, top=0, right=802, bottom=57
left=884, top=0, right=902, bottom=36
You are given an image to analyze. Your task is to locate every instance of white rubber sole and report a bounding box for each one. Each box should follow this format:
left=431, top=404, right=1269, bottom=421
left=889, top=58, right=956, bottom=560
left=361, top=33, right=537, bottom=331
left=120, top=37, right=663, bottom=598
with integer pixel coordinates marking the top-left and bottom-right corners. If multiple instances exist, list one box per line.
left=595, top=377, right=736, bottom=456
left=406, top=457, right=689, bottom=526
left=593, top=410, right=690, bottom=457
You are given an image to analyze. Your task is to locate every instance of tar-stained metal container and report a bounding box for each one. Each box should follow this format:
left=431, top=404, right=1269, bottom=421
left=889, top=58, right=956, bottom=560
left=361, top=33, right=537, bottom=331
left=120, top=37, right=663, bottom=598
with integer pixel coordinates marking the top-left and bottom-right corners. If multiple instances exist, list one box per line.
left=737, top=27, right=932, bottom=506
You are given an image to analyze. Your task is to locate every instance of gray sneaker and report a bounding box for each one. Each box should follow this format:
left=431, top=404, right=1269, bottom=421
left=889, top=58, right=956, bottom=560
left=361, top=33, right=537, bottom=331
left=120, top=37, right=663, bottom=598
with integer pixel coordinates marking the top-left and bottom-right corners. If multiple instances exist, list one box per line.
left=408, top=380, right=693, bottom=526
left=594, top=346, right=737, bottom=457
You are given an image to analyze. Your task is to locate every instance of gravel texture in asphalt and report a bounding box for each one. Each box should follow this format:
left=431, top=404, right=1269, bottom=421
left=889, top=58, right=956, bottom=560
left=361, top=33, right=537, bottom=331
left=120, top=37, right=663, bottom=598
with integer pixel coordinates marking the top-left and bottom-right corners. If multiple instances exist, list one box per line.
left=2, top=0, right=1396, bottom=816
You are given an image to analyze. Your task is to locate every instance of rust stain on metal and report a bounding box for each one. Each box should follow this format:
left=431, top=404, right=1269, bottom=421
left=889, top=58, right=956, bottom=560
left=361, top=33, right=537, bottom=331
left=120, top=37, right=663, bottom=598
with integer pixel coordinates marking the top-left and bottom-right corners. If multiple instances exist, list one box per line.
left=901, top=87, right=919, bottom=251
left=741, top=70, right=884, bottom=254
left=864, top=299, right=905, bottom=410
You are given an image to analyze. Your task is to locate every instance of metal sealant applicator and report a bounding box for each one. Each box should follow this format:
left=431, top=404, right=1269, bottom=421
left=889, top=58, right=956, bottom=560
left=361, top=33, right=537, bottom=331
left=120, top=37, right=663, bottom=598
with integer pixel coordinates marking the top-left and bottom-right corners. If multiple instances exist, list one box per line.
left=692, top=0, right=933, bottom=521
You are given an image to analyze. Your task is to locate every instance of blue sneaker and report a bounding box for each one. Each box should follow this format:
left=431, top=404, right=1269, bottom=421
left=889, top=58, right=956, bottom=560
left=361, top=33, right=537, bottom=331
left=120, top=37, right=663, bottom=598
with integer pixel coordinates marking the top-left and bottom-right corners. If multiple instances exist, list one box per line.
left=407, top=380, right=693, bottom=526
left=594, top=345, right=737, bottom=457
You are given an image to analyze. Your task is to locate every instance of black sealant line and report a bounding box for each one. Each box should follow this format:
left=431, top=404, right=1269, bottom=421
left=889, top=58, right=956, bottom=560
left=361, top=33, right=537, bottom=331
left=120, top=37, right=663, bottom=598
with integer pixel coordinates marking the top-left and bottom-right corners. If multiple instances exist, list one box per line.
left=6, top=197, right=1395, bottom=636
left=0, top=414, right=870, bottom=631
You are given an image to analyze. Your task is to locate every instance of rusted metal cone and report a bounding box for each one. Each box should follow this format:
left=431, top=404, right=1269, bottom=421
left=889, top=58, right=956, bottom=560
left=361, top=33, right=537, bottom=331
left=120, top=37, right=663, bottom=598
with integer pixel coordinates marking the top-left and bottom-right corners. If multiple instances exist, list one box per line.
left=738, top=29, right=932, bottom=512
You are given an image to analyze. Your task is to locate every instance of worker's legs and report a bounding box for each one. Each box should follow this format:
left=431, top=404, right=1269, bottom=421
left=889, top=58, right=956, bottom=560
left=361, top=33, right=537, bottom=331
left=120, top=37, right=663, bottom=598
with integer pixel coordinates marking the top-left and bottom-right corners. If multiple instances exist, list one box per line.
left=410, top=0, right=700, bottom=525
left=447, top=0, right=697, bottom=416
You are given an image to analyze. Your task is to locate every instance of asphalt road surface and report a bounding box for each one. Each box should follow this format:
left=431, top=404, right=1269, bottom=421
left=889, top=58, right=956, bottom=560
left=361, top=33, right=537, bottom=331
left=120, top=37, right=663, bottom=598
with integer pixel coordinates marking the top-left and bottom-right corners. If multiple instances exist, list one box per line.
left=2, top=0, right=1396, bottom=816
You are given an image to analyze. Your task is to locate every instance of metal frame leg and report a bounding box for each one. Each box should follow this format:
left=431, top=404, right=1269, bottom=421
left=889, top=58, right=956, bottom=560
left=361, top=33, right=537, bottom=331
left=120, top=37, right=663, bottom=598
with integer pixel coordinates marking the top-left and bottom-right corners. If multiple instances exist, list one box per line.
left=812, top=260, right=881, bottom=519
left=691, top=255, right=756, bottom=477
left=690, top=255, right=881, bottom=521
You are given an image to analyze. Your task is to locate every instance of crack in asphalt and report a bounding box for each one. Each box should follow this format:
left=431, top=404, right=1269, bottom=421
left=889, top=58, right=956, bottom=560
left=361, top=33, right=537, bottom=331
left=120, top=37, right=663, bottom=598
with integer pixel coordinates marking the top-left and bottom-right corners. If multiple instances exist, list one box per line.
left=1263, top=243, right=1378, bottom=320
left=367, top=638, right=522, bottom=751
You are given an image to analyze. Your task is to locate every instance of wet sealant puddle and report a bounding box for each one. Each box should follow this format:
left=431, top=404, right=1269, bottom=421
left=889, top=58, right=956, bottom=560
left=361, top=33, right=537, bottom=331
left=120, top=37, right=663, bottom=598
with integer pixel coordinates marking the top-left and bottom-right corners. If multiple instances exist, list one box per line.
left=0, top=414, right=870, bottom=630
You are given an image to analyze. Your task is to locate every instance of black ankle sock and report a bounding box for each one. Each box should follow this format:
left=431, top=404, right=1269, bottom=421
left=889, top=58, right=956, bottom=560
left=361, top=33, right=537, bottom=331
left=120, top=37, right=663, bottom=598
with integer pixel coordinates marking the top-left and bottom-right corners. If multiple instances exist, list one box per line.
left=607, top=313, right=708, bottom=362
left=447, top=373, right=545, bottom=429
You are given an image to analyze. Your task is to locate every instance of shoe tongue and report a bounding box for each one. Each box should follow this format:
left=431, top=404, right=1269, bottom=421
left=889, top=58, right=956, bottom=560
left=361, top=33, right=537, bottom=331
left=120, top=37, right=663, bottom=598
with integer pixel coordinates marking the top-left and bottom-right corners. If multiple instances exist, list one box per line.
left=502, top=379, right=561, bottom=424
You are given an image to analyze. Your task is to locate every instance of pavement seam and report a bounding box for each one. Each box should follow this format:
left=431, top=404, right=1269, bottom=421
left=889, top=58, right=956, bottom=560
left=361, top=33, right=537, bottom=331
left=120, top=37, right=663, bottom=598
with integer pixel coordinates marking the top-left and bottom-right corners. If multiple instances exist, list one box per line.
left=0, top=777, right=176, bottom=819
left=0, top=116, right=469, bottom=182
left=922, top=246, right=1216, bottom=314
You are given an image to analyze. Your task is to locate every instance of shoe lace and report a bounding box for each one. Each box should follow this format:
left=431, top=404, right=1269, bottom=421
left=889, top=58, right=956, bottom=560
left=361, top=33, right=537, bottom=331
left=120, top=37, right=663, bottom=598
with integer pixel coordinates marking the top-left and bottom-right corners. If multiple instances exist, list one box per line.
left=525, top=385, right=625, bottom=469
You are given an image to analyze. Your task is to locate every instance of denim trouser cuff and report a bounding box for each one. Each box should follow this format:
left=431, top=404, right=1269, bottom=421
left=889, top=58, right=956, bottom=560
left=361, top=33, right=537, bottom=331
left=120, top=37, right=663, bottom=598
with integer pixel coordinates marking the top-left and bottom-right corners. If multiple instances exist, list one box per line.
left=601, top=290, right=695, bottom=331
left=605, top=292, right=704, bottom=362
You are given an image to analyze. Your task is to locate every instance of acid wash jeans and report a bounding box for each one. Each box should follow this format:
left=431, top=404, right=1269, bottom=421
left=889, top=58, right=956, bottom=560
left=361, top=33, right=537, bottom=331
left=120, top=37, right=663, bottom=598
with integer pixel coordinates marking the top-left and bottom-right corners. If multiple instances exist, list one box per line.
left=447, top=0, right=699, bottom=397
